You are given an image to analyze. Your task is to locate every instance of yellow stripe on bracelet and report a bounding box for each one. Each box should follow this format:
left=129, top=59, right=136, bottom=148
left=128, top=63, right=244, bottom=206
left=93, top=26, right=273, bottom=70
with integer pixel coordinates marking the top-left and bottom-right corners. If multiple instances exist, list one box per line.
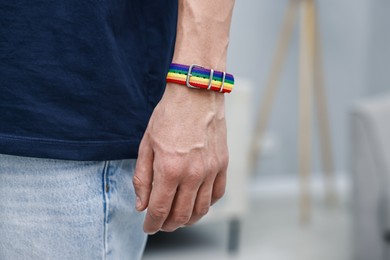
left=166, top=72, right=234, bottom=92
left=166, top=63, right=235, bottom=94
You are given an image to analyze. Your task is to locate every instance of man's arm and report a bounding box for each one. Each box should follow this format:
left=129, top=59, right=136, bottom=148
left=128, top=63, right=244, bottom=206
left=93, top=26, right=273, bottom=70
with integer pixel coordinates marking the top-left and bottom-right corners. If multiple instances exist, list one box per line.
left=133, top=0, right=235, bottom=234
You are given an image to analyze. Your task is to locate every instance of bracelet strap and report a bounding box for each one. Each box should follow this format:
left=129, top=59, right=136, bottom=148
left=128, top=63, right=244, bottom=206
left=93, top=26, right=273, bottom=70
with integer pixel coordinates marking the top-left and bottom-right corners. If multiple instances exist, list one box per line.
left=166, top=63, right=234, bottom=93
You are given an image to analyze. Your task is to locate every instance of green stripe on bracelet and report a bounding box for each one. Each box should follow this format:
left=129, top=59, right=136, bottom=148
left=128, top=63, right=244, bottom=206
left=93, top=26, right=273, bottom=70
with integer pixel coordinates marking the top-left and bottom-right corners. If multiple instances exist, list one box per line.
left=168, top=68, right=235, bottom=85
left=166, top=63, right=235, bottom=93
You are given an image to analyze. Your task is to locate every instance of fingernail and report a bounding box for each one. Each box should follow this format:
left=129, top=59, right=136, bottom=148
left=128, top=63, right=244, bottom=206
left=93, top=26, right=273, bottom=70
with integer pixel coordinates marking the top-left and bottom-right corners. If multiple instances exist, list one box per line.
left=136, top=196, right=142, bottom=210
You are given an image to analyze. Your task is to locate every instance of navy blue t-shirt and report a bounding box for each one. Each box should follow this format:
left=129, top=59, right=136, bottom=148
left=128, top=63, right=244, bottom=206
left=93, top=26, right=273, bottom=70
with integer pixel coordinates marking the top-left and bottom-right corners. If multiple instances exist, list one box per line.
left=0, top=1, right=178, bottom=160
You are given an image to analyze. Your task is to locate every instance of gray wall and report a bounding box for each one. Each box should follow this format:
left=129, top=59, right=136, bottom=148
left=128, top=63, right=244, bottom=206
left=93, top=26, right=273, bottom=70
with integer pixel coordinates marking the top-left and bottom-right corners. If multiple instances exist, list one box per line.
left=367, top=0, right=390, bottom=95
left=227, top=0, right=372, bottom=176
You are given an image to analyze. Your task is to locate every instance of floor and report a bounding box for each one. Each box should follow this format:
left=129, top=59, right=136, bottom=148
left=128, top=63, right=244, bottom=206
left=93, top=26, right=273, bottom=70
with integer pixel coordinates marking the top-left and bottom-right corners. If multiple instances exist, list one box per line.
left=143, top=176, right=352, bottom=260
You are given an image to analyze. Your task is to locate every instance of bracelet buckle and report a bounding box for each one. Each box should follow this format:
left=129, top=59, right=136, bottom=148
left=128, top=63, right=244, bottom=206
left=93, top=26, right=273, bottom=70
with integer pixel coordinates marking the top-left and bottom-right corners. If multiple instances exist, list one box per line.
left=186, top=64, right=214, bottom=90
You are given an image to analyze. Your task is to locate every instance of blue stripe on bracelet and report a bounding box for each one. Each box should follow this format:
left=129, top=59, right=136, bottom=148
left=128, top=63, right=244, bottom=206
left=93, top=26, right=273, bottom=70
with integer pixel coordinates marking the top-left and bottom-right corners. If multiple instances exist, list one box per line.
left=169, top=63, right=234, bottom=82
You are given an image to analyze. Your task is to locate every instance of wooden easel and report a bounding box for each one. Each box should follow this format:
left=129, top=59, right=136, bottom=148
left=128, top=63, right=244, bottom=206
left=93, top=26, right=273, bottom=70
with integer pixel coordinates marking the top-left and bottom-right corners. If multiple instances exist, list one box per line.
left=249, top=0, right=337, bottom=223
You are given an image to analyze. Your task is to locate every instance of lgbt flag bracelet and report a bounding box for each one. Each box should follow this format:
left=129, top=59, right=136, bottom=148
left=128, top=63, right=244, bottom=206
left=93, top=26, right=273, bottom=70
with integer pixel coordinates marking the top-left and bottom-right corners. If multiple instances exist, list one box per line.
left=166, top=63, right=235, bottom=94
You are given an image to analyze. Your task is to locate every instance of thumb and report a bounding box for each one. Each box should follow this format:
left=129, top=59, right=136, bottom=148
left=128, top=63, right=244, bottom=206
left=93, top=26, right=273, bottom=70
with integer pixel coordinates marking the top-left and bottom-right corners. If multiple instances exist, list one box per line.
left=133, top=134, right=154, bottom=212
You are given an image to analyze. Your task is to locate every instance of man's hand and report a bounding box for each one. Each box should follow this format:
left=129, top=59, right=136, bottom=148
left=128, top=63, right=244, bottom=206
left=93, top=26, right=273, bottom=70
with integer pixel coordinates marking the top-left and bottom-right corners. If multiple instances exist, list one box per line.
left=133, top=0, right=234, bottom=234
left=133, top=83, right=229, bottom=234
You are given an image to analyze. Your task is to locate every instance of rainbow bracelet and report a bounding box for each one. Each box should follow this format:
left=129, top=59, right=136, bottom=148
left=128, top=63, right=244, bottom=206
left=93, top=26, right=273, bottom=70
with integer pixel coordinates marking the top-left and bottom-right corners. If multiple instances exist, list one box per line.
left=166, top=63, right=234, bottom=93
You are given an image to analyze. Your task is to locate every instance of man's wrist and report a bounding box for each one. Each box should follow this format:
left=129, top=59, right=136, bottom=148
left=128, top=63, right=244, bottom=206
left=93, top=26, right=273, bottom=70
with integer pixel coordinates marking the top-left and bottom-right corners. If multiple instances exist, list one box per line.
left=171, top=0, right=235, bottom=71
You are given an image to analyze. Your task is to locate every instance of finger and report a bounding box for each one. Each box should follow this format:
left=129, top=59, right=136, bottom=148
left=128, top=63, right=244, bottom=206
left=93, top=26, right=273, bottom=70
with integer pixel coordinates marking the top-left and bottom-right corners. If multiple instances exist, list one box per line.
left=185, top=180, right=213, bottom=226
left=211, top=171, right=227, bottom=206
left=133, top=134, right=154, bottom=211
left=143, top=172, right=178, bottom=234
left=161, top=181, right=201, bottom=232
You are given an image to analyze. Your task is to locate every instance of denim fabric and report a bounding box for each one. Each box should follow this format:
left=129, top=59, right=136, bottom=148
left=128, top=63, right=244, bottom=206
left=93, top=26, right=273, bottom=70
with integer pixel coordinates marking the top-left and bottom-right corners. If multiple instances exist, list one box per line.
left=0, top=154, right=147, bottom=260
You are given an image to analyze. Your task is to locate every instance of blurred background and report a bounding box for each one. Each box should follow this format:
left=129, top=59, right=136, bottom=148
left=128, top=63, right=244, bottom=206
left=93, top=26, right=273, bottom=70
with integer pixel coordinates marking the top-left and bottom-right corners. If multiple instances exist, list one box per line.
left=143, top=0, right=390, bottom=259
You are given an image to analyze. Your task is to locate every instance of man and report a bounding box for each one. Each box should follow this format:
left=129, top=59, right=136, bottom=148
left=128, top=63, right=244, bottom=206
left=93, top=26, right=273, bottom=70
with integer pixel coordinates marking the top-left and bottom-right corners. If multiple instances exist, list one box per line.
left=0, top=0, right=235, bottom=259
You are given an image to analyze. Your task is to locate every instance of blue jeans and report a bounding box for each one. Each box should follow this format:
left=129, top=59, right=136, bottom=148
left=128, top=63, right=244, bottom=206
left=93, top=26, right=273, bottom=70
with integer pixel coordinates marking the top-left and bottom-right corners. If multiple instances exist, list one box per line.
left=0, top=154, right=147, bottom=260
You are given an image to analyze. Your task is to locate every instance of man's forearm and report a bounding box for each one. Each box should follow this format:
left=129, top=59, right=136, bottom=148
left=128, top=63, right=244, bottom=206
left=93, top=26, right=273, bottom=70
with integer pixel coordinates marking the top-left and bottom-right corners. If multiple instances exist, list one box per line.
left=172, top=0, right=235, bottom=71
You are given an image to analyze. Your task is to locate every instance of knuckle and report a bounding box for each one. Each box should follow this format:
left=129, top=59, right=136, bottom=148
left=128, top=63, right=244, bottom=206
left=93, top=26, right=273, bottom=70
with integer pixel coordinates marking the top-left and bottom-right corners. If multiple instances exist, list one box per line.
left=172, top=213, right=191, bottom=224
left=161, top=212, right=191, bottom=232
left=195, top=207, right=209, bottom=217
left=132, top=175, right=143, bottom=188
left=222, top=154, right=229, bottom=167
left=208, top=160, right=218, bottom=171
left=219, top=153, right=229, bottom=170
left=165, top=158, right=181, bottom=171
left=148, top=207, right=169, bottom=222
left=165, top=171, right=181, bottom=182
left=213, top=187, right=226, bottom=200
left=187, top=169, right=205, bottom=184
left=161, top=161, right=182, bottom=180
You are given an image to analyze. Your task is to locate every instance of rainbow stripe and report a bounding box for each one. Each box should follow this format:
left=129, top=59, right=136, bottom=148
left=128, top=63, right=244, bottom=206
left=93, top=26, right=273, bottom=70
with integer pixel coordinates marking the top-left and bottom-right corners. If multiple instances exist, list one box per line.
left=166, top=63, right=234, bottom=93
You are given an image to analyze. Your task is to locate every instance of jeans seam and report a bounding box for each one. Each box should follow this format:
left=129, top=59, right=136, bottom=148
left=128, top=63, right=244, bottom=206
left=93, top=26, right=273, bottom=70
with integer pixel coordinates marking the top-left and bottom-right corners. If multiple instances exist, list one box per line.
left=102, top=161, right=110, bottom=260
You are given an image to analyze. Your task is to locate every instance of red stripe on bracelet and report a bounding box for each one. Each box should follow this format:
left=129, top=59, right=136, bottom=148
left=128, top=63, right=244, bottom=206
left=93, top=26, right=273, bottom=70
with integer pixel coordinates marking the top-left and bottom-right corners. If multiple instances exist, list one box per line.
left=166, top=63, right=234, bottom=94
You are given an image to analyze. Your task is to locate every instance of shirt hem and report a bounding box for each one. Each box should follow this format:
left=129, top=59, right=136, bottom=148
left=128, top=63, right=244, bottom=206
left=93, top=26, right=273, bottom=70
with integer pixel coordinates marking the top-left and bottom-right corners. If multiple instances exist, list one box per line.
left=0, top=134, right=140, bottom=161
